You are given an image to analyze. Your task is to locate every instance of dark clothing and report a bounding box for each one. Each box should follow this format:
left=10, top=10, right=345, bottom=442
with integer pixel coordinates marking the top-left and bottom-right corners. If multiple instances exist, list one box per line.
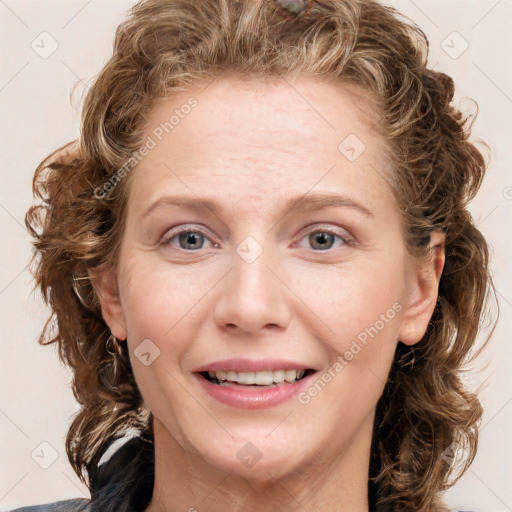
left=9, top=499, right=90, bottom=511
left=8, top=436, right=474, bottom=512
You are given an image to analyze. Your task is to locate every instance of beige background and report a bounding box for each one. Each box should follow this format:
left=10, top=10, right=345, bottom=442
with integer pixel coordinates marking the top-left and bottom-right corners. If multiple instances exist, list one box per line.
left=1, top=0, right=511, bottom=510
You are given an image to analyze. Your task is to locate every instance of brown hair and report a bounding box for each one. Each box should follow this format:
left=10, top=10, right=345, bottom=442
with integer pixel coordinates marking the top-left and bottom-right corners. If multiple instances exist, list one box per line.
left=26, top=0, right=497, bottom=510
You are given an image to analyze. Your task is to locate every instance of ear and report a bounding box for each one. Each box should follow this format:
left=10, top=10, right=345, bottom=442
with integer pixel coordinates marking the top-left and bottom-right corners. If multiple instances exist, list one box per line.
left=398, top=230, right=446, bottom=346
left=88, top=264, right=128, bottom=341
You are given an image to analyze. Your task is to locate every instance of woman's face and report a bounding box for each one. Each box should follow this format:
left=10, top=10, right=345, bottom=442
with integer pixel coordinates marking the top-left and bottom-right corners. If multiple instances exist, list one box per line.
left=99, top=76, right=443, bottom=481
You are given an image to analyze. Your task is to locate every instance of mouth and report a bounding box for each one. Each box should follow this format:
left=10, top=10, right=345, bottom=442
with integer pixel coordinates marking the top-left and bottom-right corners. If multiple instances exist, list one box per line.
left=198, top=368, right=316, bottom=387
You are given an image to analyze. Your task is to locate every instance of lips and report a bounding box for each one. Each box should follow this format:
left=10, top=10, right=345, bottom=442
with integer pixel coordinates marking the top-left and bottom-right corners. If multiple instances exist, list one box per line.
left=194, top=364, right=318, bottom=409
left=194, top=357, right=316, bottom=373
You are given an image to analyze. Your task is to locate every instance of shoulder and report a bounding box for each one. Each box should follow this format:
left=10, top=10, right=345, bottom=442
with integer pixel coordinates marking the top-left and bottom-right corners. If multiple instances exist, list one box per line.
left=8, top=498, right=91, bottom=512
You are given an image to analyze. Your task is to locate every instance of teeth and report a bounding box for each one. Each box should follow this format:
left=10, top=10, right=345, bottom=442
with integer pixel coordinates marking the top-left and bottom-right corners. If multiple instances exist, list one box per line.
left=207, top=369, right=307, bottom=385
left=226, top=371, right=237, bottom=382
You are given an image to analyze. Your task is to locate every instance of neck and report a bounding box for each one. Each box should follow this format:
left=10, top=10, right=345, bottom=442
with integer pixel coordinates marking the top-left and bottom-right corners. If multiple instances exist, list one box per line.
left=145, top=415, right=373, bottom=512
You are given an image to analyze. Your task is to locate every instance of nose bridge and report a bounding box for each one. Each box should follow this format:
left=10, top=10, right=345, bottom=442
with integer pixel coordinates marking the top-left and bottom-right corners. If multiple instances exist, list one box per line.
left=213, top=232, right=291, bottom=333
left=234, top=233, right=275, bottom=295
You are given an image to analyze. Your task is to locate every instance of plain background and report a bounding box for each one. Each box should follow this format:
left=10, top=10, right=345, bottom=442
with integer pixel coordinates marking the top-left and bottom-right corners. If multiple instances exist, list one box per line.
left=0, top=0, right=511, bottom=510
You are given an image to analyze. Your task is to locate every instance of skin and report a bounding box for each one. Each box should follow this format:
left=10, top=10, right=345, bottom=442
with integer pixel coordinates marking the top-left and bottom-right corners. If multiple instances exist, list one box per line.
left=95, top=75, right=445, bottom=512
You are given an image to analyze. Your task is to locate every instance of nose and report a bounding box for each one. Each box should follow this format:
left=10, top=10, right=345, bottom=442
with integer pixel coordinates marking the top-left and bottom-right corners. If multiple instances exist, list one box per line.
left=212, top=236, right=292, bottom=335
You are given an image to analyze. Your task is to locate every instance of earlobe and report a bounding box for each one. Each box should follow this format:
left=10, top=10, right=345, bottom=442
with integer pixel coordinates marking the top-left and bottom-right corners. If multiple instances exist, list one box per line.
left=88, top=265, right=128, bottom=341
left=398, top=230, right=446, bottom=346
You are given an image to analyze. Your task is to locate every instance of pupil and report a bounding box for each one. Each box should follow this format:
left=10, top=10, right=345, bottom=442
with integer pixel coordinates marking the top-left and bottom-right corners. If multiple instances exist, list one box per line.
left=310, top=232, right=333, bottom=250
left=179, top=232, right=203, bottom=249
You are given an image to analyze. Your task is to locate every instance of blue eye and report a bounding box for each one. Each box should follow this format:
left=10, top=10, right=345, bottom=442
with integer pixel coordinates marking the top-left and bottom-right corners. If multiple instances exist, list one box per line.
left=161, top=226, right=217, bottom=251
left=161, top=226, right=350, bottom=253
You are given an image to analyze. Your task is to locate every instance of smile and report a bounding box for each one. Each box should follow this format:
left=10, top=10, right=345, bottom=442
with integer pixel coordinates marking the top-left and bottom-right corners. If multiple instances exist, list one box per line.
left=195, top=367, right=318, bottom=409
left=201, top=369, right=313, bottom=386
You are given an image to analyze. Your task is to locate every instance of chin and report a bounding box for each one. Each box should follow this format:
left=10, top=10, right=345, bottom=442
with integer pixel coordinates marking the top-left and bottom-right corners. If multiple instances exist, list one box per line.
left=194, top=430, right=310, bottom=483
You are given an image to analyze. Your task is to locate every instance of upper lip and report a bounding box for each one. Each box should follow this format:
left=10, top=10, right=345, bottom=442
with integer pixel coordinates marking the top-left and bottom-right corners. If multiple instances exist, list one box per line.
left=194, top=358, right=317, bottom=373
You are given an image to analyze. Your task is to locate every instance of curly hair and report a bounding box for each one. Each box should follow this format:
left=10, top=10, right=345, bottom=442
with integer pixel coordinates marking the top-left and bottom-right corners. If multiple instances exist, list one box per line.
left=25, top=0, right=497, bottom=510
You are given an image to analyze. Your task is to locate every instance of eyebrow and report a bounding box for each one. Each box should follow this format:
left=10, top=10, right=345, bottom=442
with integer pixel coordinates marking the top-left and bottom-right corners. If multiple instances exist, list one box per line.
left=141, top=192, right=374, bottom=220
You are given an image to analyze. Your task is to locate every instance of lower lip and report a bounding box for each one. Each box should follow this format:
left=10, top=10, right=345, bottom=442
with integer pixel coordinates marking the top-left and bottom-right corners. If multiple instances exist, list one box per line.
left=195, top=372, right=316, bottom=409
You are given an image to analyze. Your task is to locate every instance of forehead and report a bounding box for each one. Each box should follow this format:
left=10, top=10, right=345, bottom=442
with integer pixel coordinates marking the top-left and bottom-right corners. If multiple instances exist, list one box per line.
left=145, top=74, right=380, bottom=144
left=127, top=75, right=392, bottom=214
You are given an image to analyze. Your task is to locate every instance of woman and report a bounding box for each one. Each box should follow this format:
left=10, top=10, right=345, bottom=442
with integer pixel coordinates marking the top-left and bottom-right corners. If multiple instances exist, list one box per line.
left=14, top=0, right=495, bottom=510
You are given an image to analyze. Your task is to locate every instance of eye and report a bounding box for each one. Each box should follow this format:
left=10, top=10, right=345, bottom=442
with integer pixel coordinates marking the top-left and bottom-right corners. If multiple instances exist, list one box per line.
left=294, top=226, right=351, bottom=251
left=160, top=224, right=351, bottom=253
left=160, top=225, right=218, bottom=251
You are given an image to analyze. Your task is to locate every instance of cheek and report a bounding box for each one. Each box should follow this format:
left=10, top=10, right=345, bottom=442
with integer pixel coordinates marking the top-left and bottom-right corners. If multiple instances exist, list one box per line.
left=297, top=256, right=404, bottom=342
left=292, top=258, right=405, bottom=403
left=117, top=258, right=209, bottom=424
left=119, top=256, right=210, bottom=341
left=294, top=265, right=403, bottom=421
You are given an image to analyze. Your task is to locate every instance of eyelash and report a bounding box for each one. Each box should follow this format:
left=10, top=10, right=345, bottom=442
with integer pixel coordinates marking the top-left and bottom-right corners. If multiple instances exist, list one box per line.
left=160, top=225, right=352, bottom=252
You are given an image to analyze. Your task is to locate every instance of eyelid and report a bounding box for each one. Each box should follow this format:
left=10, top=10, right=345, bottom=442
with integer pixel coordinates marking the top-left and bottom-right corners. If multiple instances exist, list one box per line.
left=293, top=224, right=354, bottom=248
left=160, top=223, right=354, bottom=252
left=160, top=224, right=218, bottom=247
